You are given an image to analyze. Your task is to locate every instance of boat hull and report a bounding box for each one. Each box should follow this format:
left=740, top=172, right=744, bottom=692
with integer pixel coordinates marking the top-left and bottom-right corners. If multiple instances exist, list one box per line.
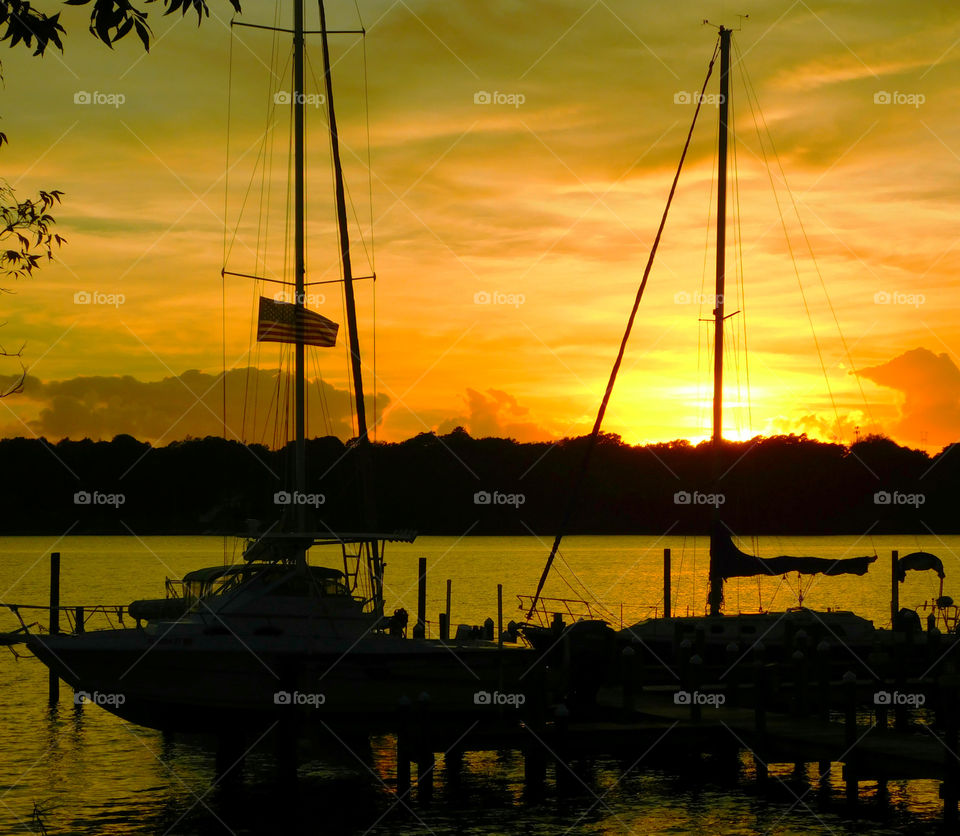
left=28, top=629, right=537, bottom=733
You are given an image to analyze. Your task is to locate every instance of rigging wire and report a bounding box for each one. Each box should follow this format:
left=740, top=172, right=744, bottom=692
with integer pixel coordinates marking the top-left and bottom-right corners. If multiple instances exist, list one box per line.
left=222, top=15, right=236, bottom=446
left=735, top=42, right=869, bottom=443
left=740, top=66, right=842, bottom=440
left=730, top=68, right=752, bottom=435
left=698, top=101, right=719, bottom=440
left=736, top=43, right=876, bottom=434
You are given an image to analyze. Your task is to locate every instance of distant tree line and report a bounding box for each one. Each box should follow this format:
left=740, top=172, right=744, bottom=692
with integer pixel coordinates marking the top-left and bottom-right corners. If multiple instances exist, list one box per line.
left=0, top=430, right=955, bottom=536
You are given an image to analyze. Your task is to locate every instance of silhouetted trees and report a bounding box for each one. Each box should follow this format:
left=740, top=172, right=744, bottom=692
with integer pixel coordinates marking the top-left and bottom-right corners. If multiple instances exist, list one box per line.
left=0, top=430, right=955, bottom=535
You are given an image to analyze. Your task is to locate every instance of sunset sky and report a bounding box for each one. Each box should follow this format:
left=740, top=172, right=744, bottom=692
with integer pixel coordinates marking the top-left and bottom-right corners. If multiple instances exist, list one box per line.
left=0, top=0, right=958, bottom=452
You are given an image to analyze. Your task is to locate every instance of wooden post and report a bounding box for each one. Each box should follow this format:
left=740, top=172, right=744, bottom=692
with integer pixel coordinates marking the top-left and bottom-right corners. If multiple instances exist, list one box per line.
left=524, top=666, right=547, bottom=796
left=445, top=579, right=452, bottom=636
left=940, top=674, right=960, bottom=826
left=877, top=776, right=889, bottom=810
left=397, top=696, right=412, bottom=797
left=74, top=606, right=84, bottom=634
left=415, top=692, right=434, bottom=804
left=663, top=548, right=671, bottom=620
left=843, top=671, right=858, bottom=747
left=48, top=552, right=60, bottom=705
left=844, top=763, right=859, bottom=808
left=414, top=557, right=427, bottom=639
left=553, top=704, right=572, bottom=796
left=445, top=748, right=463, bottom=787
left=755, top=751, right=768, bottom=788
left=843, top=668, right=859, bottom=806
left=891, top=549, right=899, bottom=625
left=817, top=760, right=831, bottom=800
left=438, top=613, right=448, bottom=640
left=497, top=584, right=503, bottom=649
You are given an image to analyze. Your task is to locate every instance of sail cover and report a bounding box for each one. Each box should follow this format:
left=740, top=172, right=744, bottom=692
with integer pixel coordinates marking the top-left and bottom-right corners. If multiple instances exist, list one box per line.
left=257, top=296, right=339, bottom=347
left=710, top=527, right=877, bottom=580
left=896, top=551, right=944, bottom=581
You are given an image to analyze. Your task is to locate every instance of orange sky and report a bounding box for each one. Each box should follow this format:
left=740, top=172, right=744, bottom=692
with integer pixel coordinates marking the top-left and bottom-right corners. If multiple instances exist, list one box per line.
left=0, top=1, right=958, bottom=452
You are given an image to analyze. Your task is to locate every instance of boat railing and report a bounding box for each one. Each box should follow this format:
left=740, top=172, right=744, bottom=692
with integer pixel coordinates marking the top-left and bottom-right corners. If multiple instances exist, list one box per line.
left=919, top=599, right=960, bottom=633
left=517, top=594, right=602, bottom=628
left=1, top=602, right=130, bottom=636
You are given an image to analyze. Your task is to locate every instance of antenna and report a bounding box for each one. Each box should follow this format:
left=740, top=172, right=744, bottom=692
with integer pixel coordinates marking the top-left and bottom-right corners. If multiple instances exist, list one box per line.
left=703, top=15, right=749, bottom=32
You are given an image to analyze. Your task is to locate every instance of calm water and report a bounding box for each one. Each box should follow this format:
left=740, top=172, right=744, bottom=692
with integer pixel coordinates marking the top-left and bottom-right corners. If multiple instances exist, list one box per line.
left=0, top=534, right=955, bottom=835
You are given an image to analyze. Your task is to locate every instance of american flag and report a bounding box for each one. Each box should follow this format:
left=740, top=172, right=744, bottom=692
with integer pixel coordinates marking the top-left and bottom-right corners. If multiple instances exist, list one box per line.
left=257, top=296, right=339, bottom=348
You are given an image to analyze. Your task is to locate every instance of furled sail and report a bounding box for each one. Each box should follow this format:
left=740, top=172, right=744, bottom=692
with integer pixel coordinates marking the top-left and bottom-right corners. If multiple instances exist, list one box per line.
left=710, top=527, right=877, bottom=580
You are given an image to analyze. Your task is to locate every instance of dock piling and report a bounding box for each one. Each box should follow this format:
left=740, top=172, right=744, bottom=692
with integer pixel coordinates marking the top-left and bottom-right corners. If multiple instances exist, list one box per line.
left=414, top=557, right=427, bottom=639
left=415, top=692, right=434, bottom=804
left=445, top=579, right=451, bottom=639
left=396, top=696, right=412, bottom=797
left=663, top=548, right=671, bottom=619
left=48, top=552, right=60, bottom=705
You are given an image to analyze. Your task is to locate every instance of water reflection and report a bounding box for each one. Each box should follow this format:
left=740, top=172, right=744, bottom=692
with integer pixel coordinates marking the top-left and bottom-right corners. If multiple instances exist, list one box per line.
left=0, top=536, right=955, bottom=833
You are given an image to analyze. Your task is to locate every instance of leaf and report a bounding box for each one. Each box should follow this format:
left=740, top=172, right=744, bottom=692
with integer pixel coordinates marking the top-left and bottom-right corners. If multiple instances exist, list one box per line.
left=134, top=19, right=150, bottom=51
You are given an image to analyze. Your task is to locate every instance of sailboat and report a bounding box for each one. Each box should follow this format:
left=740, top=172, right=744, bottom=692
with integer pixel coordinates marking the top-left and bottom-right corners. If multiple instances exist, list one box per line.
left=18, top=0, right=533, bottom=733
left=524, top=24, right=878, bottom=659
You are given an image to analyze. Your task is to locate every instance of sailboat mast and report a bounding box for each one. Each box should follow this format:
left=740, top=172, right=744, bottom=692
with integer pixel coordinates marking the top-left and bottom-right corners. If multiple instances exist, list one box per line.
left=317, top=0, right=383, bottom=609
left=708, top=26, right=731, bottom=616
left=318, top=1, right=369, bottom=448
left=712, top=26, right=730, bottom=447
left=293, top=0, right=308, bottom=534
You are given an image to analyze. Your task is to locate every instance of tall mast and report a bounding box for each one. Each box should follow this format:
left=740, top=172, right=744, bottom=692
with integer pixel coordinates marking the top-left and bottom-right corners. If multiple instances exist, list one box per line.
left=708, top=26, right=731, bottom=616
left=317, top=0, right=383, bottom=608
left=293, top=0, right=307, bottom=535
left=318, top=1, right=370, bottom=454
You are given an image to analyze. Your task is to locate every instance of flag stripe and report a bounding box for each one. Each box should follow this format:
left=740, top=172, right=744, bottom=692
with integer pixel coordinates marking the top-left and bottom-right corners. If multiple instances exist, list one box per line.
left=256, top=297, right=339, bottom=348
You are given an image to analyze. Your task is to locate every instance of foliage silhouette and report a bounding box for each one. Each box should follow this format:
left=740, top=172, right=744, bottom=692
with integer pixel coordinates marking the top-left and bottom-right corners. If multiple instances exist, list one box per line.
left=0, top=429, right=954, bottom=536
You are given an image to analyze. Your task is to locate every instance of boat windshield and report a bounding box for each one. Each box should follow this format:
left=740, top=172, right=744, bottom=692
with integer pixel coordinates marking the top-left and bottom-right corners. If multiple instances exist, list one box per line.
left=174, top=563, right=351, bottom=601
